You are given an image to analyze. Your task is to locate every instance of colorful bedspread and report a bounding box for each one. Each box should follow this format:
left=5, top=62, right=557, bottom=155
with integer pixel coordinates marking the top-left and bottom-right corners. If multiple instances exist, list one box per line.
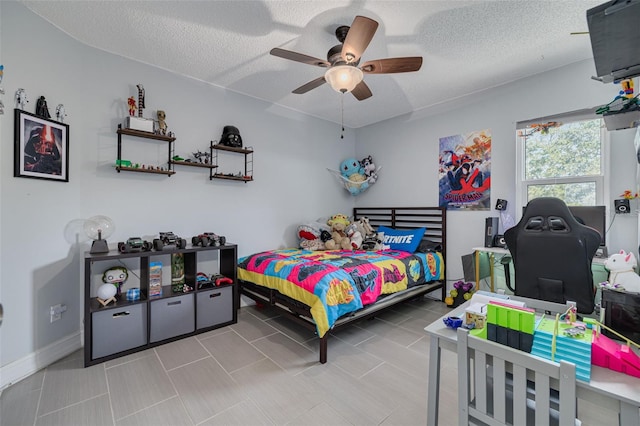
left=238, top=249, right=444, bottom=337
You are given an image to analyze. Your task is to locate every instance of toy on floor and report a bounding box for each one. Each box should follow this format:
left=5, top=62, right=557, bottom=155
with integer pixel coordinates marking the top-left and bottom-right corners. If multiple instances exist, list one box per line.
left=604, top=250, right=640, bottom=293
left=445, top=280, right=474, bottom=308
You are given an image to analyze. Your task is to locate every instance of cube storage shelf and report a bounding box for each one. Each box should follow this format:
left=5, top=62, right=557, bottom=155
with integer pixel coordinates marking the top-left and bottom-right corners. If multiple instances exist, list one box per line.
left=84, top=244, right=238, bottom=367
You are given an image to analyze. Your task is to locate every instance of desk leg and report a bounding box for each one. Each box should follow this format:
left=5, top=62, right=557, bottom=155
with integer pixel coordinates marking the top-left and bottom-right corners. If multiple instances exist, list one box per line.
left=619, top=401, right=639, bottom=426
left=427, top=335, right=441, bottom=426
left=489, top=253, right=495, bottom=292
left=475, top=250, right=480, bottom=291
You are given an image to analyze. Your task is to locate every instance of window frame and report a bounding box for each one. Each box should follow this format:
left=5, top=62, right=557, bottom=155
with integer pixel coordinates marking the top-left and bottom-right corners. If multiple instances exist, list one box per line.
left=515, top=110, right=610, bottom=216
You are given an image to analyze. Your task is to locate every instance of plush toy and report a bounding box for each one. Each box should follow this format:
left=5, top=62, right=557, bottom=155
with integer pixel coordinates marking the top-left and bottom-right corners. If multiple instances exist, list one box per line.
left=346, top=223, right=363, bottom=250
left=324, top=214, right=352, bottom=250
left=604, top=250, right=640, bottom=293
left=102, top=266, right=128, bottom=295
left=340, top=158, right=369, bottom=195
left=361, top=232, right=384, bottom=251
left=356, top=216, right=376, bottom=238
left=361, top=155, right=379, bottom=184
left=297, top=221, right=330, bottom=251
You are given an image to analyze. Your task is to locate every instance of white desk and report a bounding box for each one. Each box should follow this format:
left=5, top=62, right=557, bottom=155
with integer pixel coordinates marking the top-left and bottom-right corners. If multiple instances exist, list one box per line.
left=472, top=246, right=607, bottom=293
left=425, top=296, right=640, bottom=426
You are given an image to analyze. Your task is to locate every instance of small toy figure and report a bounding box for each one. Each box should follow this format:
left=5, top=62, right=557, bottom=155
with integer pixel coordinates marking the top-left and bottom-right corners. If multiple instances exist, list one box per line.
left=15, top=88, right=28, bottom=110
left=157, top=110, right=167, bottom=135
left=102, top=266, right=128, bottom=295
left=55, top=104, right=66, bottom=123
left=193, top=150, right=210, bottom=164
left=127, top=96, right=136, bottom=116
left=136, top=84, right=145, bottom=118
left=35, top=96, right=51, bottom=118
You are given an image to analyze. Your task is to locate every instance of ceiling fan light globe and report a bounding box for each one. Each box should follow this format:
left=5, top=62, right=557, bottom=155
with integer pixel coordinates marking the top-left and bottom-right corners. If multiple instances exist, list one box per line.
left=325, top=65, right=363, bottom=93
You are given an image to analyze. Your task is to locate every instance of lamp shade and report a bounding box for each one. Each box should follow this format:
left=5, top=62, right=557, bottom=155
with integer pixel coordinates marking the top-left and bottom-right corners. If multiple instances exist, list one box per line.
left=324, top=65, right=364, bottom=93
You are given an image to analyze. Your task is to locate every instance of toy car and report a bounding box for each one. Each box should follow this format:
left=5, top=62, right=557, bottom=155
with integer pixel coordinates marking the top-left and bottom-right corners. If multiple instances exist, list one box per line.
left=118, top=237, right=151, bottom=253
left=153, top=232, right=187, bottom=251
left=192, top=232, right=226, bottom=247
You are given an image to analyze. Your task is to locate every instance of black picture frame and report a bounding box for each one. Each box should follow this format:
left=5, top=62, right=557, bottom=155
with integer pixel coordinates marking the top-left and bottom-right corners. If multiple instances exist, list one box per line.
left=14, top=108, right=69, bottom=182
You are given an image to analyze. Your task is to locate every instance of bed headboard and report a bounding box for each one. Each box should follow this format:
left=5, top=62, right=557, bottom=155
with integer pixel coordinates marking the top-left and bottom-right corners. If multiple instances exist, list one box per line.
left=352, top=206, right=446, bottom=260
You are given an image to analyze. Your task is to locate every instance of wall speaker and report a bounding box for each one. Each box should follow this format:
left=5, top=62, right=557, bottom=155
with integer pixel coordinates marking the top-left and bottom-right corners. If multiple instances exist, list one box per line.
left=495, top=199, right=508, bottom=211
left=615, top=198, right=630, bottom=214
left=485, top=217, right=499, bottom=247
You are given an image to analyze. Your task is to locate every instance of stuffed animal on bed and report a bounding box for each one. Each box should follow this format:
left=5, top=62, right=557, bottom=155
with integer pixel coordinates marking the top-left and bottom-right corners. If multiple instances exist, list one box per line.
left=604, top=250, right=640, bottom=293
left=324, top=214, right=353, bottom=250
left=346, top=223, right=363, bottom=250
left=297, top=221, right=330, bottom=251
left=355, top=216, right=376, bottom=238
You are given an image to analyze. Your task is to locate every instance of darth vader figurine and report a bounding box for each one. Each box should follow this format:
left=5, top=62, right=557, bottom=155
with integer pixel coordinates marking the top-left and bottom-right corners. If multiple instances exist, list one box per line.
left=35, top=96, right=51, bottom=119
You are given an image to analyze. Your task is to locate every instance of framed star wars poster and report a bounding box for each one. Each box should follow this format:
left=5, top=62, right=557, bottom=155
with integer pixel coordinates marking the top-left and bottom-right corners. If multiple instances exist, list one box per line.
left=438, top=129, right=491, bottom=210
left=14, top=109, right=69, bottom=182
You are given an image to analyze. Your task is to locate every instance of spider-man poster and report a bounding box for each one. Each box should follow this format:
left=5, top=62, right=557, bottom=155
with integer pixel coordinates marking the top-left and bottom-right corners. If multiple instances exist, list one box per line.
left=438, top=129, right=491, bottom=210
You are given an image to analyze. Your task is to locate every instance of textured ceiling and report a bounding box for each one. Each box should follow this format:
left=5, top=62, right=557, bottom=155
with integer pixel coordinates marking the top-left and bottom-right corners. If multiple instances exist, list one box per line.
left=21, top=0, right=602, bottom=128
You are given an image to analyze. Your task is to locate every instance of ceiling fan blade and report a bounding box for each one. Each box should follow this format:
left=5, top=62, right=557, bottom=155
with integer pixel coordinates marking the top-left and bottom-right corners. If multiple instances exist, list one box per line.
left=361, top=57, right=423, bottom=74
left=270, top=48, right=330, bottom=68
left=351, top=80, right=372, bottom=101
left=341, top=16, right=378, bottom=64
left=292, top=76, right=326, bottom=94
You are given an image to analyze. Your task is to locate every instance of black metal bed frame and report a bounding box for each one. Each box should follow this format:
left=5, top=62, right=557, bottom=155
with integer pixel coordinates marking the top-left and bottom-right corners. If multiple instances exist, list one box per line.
left=239, top=206, right=447, bottom=363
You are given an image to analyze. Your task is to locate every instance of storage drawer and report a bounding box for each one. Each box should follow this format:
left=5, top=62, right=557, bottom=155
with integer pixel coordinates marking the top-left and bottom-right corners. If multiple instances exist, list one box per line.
left=197, top=286, right=233, bottom=329
left=92, top=304, right=147, bottom=359
left=150, top=293, right=195, bottom=343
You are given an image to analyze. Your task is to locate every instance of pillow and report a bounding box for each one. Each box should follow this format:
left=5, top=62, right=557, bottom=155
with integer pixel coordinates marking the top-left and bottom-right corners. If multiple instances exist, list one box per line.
left=416, top=239, right=442, bottom=253
left=377, top=226, right=426, bottom=253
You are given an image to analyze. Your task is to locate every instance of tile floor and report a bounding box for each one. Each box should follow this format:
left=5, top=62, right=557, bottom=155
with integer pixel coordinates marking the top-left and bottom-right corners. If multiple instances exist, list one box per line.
left=0, top=297, right=615, bottom=426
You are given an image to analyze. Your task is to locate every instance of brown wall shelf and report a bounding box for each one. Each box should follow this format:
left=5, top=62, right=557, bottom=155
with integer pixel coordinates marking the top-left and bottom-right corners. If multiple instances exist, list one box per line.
left=212, top=174, right=253, bottom=182
left=117, top=127, right=176, bottom=142
left=211, top=144, right=253, bottom=154
left=170, top=160, right=218, bottom=169
left=116, top=166, right=175, bottom=176
left=210, top=143, right=254, bottom=182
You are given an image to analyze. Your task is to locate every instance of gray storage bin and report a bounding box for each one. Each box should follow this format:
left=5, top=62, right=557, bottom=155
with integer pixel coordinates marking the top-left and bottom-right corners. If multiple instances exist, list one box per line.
left=197, top=286, right=233, bottom=329
left=150, top=293, right=195, bottom=342
left=92, top=304, right=147, bottom=359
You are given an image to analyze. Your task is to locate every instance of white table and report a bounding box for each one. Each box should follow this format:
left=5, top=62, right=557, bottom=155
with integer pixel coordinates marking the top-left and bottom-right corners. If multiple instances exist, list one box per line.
left=425, top=296, right=640, bottom=426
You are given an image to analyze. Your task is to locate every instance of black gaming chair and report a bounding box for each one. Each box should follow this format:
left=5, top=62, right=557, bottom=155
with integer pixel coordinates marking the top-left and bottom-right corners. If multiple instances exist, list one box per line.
left=504, top=197, right=601, bottom=313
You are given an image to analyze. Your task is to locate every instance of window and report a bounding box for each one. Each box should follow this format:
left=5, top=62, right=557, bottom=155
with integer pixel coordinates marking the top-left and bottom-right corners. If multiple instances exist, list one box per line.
left=516, top=112, right=607, bottom=208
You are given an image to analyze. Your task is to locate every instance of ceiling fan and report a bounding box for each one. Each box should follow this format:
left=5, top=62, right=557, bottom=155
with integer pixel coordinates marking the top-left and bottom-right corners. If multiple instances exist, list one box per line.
left=270, top=16, right=423, bottom=101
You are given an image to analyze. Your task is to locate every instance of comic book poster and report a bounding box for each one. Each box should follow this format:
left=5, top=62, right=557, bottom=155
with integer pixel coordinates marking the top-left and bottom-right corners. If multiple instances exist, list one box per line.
left=438, top=129, right=491, bottom=210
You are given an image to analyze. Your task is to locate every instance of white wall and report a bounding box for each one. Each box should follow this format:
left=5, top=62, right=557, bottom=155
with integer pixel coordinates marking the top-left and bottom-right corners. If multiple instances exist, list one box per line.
left=0, top=2, right=355, bottom=383
left=356, top=59, right=640, bottom=286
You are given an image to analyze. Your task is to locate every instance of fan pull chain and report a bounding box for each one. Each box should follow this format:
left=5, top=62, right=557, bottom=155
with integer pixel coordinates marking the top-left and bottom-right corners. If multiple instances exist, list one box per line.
left=340, top=94, right=345, bottom=139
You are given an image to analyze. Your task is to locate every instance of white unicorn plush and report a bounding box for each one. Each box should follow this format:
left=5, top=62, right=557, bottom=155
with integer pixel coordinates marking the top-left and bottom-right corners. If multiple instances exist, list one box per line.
left=604, top=250, right=640, bottom=293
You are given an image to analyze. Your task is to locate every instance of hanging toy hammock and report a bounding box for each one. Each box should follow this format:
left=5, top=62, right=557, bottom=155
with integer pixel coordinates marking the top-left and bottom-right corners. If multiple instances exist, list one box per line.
left=327, top=166, right=381, bottom=196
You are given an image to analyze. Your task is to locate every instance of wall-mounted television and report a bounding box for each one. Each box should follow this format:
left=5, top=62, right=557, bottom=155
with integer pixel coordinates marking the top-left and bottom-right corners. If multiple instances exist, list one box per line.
left=567, top=205, right=607, bottom=247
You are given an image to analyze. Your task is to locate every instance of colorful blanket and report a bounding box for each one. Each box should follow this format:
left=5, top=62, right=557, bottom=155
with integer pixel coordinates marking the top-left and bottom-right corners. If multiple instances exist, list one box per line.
left=238, top=249, right=444, bottom=337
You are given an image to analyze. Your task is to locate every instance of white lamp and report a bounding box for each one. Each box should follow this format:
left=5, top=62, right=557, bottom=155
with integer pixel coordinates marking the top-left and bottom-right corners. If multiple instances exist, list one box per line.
left=324, top=65, right=364, bottom=93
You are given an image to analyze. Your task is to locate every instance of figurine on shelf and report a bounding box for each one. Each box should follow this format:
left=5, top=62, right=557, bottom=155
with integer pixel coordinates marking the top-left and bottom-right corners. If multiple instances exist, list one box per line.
left=55, top=104, right=66, bottom=123
left=35, top=96, right=51, bottom=118
left=102, top=266, right=128, bottom=296
left=15, top=88, right=28, bottom=110
left=136, top=84, right=145, bottom=118
left=127, top=96, right=136, bottom=116
left=157, top=110, right=167, bottom=135
left=193, top=150, right=210, bottom=164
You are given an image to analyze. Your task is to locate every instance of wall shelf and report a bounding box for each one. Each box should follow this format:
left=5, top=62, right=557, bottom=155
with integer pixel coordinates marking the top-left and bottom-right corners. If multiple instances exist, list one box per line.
left=170, top=160, right=218, bottom=170
left=116, top=124, right=175, bottom=176
left=210, top=143, right=254, bottom=182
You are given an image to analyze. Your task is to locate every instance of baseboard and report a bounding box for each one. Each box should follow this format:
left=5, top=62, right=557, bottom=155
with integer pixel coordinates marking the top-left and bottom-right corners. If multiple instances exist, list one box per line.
left=0, top=331, right=82, bottom=391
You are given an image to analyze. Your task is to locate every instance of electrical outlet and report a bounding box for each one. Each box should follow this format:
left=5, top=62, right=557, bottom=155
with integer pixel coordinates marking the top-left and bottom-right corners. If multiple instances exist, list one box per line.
left=49, top=304, right=67, bottom=323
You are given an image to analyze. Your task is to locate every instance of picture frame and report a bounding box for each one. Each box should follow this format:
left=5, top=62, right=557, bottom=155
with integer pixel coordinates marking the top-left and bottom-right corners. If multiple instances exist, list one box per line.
left=14, top=108, right=69, bottom=182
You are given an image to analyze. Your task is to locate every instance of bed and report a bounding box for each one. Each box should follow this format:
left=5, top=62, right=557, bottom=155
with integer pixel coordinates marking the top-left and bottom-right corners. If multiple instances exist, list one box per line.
left=238, top=206, right=447, bottom=363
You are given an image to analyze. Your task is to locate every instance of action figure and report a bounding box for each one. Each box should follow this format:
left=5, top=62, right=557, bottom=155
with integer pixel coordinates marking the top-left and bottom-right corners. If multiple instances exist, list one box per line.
left=55, top=104, right=66, bottom=123
left=15, top=88, right=28, bottom=110
left=157, top=110, right=167, bottom=135
left=136, top=84, right=145, bottom=117
left=35, top=96, right=51, bottom=118
left=127, top=96, right=136, bottom=116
